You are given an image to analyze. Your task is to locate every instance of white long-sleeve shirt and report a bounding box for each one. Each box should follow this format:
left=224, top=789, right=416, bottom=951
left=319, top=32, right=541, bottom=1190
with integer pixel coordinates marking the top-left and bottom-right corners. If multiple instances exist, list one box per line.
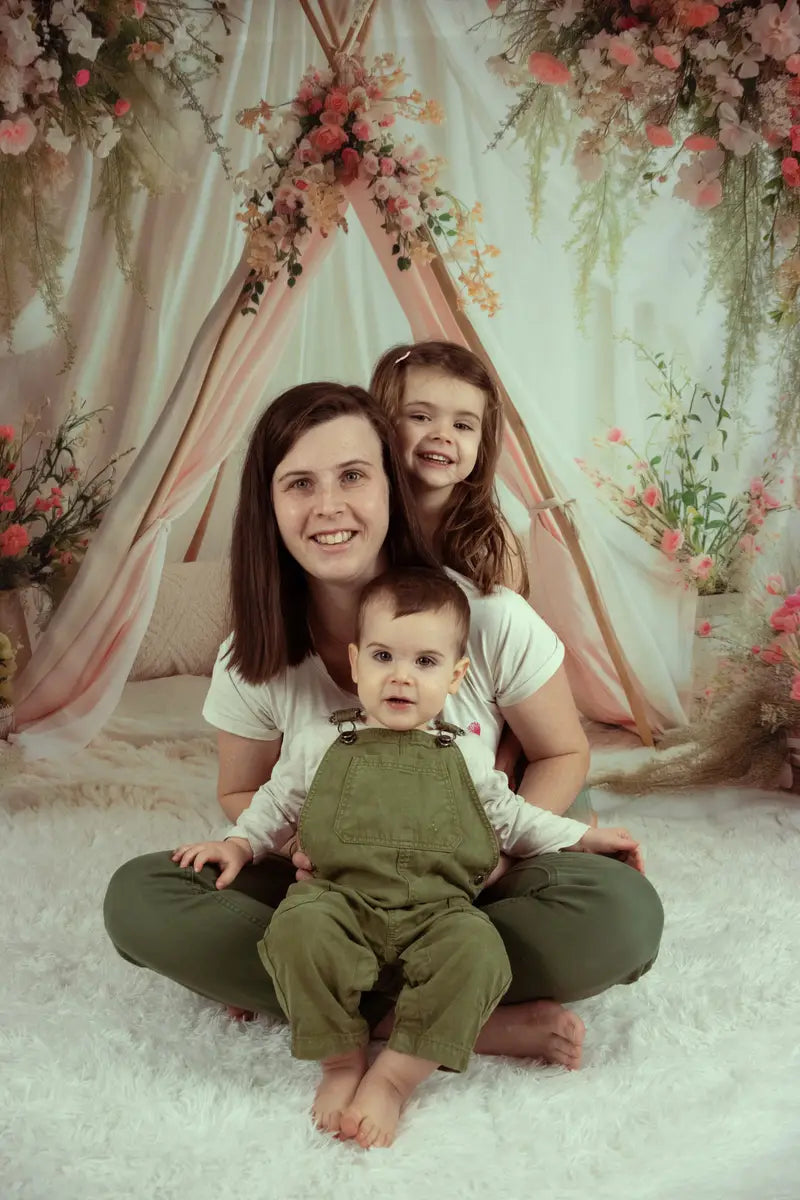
left=229, top=722, right=588, bottom=860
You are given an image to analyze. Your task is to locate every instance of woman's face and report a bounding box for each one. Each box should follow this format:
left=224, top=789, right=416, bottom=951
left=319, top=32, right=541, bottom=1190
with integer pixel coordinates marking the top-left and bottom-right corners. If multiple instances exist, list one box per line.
left=396, top=366, right=486, bottom=497
left=271, top=414, right=390, bottom=588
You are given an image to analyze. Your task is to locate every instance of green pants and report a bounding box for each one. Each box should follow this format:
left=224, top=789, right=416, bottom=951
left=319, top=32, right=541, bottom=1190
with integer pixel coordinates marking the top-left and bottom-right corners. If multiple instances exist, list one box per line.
left=263, top=883, right=511, bottom=1071
left=103, top=835, right=664, bottom=1027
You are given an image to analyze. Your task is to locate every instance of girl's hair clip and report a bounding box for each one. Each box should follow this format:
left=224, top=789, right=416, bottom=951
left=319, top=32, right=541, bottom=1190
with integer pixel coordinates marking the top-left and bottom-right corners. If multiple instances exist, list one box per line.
left=394, top=350, right=412, bottom=364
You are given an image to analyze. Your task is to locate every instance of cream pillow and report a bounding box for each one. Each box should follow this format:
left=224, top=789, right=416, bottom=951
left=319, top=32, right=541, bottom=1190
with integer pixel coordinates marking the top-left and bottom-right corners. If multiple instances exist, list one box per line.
left=130, top=561, right=229, bottom=680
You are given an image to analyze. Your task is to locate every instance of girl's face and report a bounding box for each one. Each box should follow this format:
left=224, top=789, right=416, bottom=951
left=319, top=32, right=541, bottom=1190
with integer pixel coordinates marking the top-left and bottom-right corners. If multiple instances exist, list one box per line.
left=271, top=414, right=390, bottom=588
left=396, top=366, right=486, bottom=497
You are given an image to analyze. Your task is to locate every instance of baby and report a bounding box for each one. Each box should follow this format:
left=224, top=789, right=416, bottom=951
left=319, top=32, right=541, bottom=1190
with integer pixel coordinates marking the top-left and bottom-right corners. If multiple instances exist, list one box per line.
left=175, top=568, right=641, bottom=1148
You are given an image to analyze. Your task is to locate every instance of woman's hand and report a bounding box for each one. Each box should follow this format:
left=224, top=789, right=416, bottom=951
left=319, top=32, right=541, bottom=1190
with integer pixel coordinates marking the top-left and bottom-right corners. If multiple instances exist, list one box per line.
left=568, top=826, right=644, bottom=874
left=171, top=837, right=254, bottom=889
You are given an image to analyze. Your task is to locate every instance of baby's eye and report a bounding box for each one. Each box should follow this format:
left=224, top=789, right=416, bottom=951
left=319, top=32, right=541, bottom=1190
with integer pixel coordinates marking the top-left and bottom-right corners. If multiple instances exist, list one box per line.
left=373, top=651, right=392, bottom=663
left=416, top=656, right=437, bottom=668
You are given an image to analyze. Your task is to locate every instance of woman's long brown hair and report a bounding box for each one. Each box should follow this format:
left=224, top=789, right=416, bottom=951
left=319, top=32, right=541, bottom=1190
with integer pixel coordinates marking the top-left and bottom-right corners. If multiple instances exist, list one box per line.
left=370, top=341, right=529, bottom=596
left=227, top=382, right=437, bottom=684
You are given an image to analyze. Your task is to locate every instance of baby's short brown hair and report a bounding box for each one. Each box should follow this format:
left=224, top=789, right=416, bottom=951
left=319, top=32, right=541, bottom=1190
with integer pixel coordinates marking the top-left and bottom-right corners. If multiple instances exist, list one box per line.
left=357, top=568, right=470, bottom=658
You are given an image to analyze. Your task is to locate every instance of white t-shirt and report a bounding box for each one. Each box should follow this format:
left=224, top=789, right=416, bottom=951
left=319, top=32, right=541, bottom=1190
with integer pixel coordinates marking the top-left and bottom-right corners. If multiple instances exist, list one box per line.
left=202, top=574, right=565, bottom=761
left=227, top=721, right=587, bottom=860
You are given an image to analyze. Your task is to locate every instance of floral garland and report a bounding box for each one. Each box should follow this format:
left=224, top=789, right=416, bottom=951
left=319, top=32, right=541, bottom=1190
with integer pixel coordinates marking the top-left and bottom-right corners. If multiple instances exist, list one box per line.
left=235, top=53, right=500, bottom=317
left=0, top=0, right=231, bottom=366
left=577, top=347, right=790, bottom=594
left=0, top=400, right=132, bottom=595
left=484, top=0, right=800, bottom=445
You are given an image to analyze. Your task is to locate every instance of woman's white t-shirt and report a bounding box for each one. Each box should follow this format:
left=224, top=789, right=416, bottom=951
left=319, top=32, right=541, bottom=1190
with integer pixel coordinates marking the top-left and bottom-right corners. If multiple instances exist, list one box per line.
left=202, top=574, right=565, bottom=760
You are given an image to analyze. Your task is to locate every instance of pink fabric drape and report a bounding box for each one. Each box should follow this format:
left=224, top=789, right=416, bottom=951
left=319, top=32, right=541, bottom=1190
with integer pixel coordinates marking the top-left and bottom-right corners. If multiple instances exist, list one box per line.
left=12, top=230, right=339, bottom=757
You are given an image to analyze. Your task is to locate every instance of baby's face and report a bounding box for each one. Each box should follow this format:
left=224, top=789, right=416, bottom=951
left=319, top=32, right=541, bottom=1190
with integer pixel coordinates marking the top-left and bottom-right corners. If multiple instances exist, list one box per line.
left=349, top=599, right=468, bottom=732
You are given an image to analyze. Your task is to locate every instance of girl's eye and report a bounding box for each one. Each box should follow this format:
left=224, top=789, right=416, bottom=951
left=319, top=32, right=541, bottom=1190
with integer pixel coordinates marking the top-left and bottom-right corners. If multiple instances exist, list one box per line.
left=407, top=413, right=429, bottom=422
left=454, top=422, right=475, bottom=432
left=373, top=651, right=392, bottom=663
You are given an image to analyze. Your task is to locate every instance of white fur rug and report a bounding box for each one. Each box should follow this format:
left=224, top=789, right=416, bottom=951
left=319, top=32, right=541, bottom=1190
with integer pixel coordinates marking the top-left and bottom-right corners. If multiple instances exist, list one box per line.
left=2, top=703, right=800, bottom=1200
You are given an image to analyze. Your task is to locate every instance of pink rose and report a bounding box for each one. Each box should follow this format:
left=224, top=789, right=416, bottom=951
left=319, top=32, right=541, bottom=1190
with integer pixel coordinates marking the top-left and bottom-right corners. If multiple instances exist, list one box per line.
left=766, top=573, right=786, bottom=595
left=684, top=134, right=718, bottom=152
left=339, top=147, right=360, bottom=177
left=309, top=124, right=349, bottom=155
left=791, top=672, right=800, bottom=702
left=75, top=69, right=91, bottom=88
left=0, top=426, right=14, bottom=440
left=319, top=109, right=345, bottom=127
left=661, top=529, right=684, bottom=556
left=683, top=4, right=719, bottom=30
left=689, top=554, right=714, bottom=580
left=653, top=46, right=680, bottom=70
left=379, top=156, right=396, bottom=176
left=646, top=123, right=674, bottom=148
left=351, top=119, right=374, bottom=142
left=324, top=89, right=349, bottom=116
left=788, top=54, right=800, bottom=74
left=527, top=52, right=572, bottom=85
left=307, top=97, right=323, bottom=114
left=642, top=484, right=662, bottom=508
left=361, top=151, right=380, bottom=176
left=0, top=116, right=37, bottom=156
left=114, top=98, right=131, bottom=117
left=0, top=499, right=15, bottom=513
left=696, top=621, right=713, bottom=638
left=782, top=157, right=800, bottom=187
left=608, top=40, right=639, bottom=68
left=606, top=426, right=626, bottom=443
left=0, top=523, right=29, bottom=557
left=760, top=643, right=784, bottom=665
left=785, top=593, right=800, bottom=610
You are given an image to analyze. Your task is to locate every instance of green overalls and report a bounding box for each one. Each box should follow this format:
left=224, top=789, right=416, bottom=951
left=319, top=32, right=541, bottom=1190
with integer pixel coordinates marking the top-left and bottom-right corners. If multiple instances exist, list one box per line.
left=259, top=713, right=513, bottom=1072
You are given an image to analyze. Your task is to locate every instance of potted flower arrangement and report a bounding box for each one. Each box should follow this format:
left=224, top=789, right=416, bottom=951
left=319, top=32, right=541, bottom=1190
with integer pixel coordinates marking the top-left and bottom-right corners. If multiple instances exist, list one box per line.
left=0, top=0, right=231, bottom=365
left=0, top=399, right=131, bottom=702
left=483, top=0, right=800, bottom=445
left=578, top=349, right=789, bottom=599
left=235, top=52, right=501, bottom=318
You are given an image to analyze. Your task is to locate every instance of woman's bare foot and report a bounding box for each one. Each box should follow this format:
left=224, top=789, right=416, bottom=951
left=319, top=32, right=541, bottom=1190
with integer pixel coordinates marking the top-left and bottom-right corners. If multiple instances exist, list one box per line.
left=340, top=1049, right=437, bottom=1148
left=312, top=1047, right=368, bottom=1134
left=474, top=999, right=585, bottom=1068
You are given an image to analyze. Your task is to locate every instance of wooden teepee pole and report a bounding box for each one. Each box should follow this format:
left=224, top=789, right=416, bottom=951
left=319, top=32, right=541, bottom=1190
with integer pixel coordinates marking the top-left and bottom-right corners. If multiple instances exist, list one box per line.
left=183, top=458, right=226, bottom=562
left=426, top=253, right=655, bottom=747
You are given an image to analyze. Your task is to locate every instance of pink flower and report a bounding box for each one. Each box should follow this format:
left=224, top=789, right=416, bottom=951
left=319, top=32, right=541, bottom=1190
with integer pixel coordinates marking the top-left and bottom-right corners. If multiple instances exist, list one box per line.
left=0, top=116, right=37, bottom=156
left=761, top=490, right=781, bottom=510
left=750, top=2, right=800, bottom=61
left=75, top=69, right=91, bottom=88
left=528, top=52, right=572, bottom=85
left=770, top=606, right=800, bottom=634
left=787, top=53, right=800, bottom=74
left=750, top=645, right=762, bottom=656
left=0, top=499, right=15, bottom=512
left=574, top=147, right=604, bottom=181
left=749, top=476, right=765, bottom=496
left=684, top=134, right=718, bottom=152
left=362, top=151, right=380, bottom=176
left=653, top=46, right=680, bottom=70
left=308, top=124, right=348, bottom=155
left=379, top=156, right=396, bottom=176
left=133, top=1, right=147, bottom=15
left=642, top=484, right=662, bottom=508
left=683, top=4, right=719, bottom=30
left=296, top=138, right=321, bottom=165
left=0, top=479, right=9, bottom=494
left=339, top=147, right=360, bottom=177
left=673, top=148, right=724, bottom=209
left=689, top=553, right=714, bottom=580
left=608, top=39, right=639, bottom=67
left=791, top=125, right=800, bottom=152
left=782, top=157, right=800, bottom=187
left=606, top=426, right=626, bottom=443
left=791, top=672, right=800, bottom=702
left=59, top=551, right=73, bottom=566
left=114, top=98, right=131, bottom=117
left=307, top=97, right=323, bottom=115
left=34, top=497, right=53, bottom=512
left=646, top=123, right=674, bottom=148
left=761, top=643, right=784, bottom=665
left=661, top=529, right=684, bottom=556
left=785, top=593, right=800, bottom=610
left=0, top=426, right=13, bottom=440
left=351, top=119, right=375, bottom=142
left=324, top=89, right=350, bottom=116
left=766, top=573, right=786, bottom=595
left=0, top=523, right=29, bottom=557
left=378, top=114, right=395, bottom=129
left=696, top=621, right=713, bottom=637
left=486, top=0, right=502, bottom=10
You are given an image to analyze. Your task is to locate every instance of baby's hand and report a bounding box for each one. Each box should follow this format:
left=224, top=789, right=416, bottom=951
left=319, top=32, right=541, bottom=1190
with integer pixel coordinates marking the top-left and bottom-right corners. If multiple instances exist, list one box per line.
left=171, top=838, right=253, bottom=888
left=568, top=826, right=644, bottom=874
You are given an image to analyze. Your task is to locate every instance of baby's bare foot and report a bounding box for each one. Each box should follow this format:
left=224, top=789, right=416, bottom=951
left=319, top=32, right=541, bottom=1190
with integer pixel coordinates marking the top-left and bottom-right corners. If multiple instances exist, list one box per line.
left=312, top=1048, right=368, bottom=1135
left=340, top=1049, right=437, bottom=1149
left=474, top=999, right=586, bottom=1069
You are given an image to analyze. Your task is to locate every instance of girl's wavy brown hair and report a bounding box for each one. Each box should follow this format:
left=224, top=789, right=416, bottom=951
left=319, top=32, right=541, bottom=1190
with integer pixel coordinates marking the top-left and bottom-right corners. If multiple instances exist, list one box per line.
left=370, top=340, right=528, bottom=596
left=228, top=382, right=437, bottom=684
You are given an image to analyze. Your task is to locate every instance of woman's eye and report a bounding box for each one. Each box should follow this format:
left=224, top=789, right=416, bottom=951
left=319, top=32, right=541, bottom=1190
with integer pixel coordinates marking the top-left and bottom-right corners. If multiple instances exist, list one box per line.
left=342, top=470, right=363, bottom=483
left=289, top=478, right=311, bottom=490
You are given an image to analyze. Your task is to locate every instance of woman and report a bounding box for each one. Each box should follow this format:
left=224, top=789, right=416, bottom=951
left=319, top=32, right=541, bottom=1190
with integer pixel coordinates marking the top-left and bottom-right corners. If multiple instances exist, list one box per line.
left=103, top=382, right=663, bottom=1070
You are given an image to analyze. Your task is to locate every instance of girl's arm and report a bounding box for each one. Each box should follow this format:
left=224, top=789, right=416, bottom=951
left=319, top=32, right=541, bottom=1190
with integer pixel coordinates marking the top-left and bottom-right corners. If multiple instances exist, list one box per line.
left=498, top=666, right=590, bottom=817
left=216, top=730, right=283, bottom=823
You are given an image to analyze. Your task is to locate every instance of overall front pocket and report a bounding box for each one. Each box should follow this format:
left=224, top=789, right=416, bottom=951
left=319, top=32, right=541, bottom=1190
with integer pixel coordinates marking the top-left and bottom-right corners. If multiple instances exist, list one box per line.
left=334, top=757, right=463, bottom=851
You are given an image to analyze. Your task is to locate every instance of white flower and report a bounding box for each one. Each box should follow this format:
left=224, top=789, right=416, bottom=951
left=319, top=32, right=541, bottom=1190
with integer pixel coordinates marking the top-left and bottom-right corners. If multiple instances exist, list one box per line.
left=578, top=47, right=613, bottom=81
left=45, top=124, right=74, bottom=155
left=548, top=0, right=584, bottom=30
left=705, top=429, right=725, bottom=456
left=62, top=12, right=104, bottom=62
left=485, top=55, right=524, bottom=86
left=50, top=1, right=78, bottom=26
left=0, top=63, right=25, bottom=111
left=775, top=213, right=800, bottom=248
left=0, top=9, right=42, bottom=68
left=93, top=115, right=121, bottom=159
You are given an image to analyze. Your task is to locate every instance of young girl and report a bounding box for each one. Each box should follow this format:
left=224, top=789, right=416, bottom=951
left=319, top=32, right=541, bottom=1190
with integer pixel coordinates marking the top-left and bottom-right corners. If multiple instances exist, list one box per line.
left=369, top=340, right=528, bottom=596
